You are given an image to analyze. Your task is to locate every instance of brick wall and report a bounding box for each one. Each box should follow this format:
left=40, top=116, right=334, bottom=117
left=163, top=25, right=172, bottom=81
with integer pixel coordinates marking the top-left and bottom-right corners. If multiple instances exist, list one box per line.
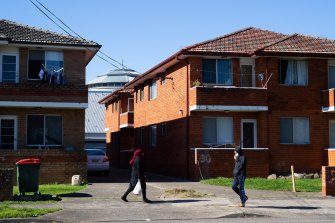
left=328, top=150, right=335, bottom=166
left=189, top=148, right=269, bottom=180
left=322, top=166, right=335, bottom=196
left=0, top=149, right=86, bottom=184
left=0, top=107, right=85, bottom=149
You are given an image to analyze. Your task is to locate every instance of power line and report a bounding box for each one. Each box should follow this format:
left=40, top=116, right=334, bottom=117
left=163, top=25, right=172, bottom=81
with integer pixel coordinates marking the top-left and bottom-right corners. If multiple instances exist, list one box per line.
left=29, top=0, right=127, bottom=70
left=34, top=0, right=129, bottom=70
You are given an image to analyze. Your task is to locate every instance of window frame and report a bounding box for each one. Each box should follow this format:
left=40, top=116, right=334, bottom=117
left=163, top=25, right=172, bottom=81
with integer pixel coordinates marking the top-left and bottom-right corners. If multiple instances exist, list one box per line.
left=26, top=114, right=63, bottom=146
left=149, top=79, right=157, bottom=100
left=0, top=53, right=19, bottom=83
left=330, top=120, right=335, bottom=148
left=202, top=59, right=232, bottom=85
left=328, top=60, right=335, bottom=89
left=149, top=125, right=157, bottom=147
left=140, top=86, right=144, bottom=101
left=279, top=59, right=308, bottom=86
left=280, top=117, right=310, bottom=144
left=202, top=117, right=233, bottom=146
left=28, top=50, right=64, bottom=80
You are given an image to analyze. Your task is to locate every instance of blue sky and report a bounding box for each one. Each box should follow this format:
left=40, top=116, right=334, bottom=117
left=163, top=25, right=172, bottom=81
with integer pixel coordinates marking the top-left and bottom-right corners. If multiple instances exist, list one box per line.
left=2, top=0, right=335, bottom=83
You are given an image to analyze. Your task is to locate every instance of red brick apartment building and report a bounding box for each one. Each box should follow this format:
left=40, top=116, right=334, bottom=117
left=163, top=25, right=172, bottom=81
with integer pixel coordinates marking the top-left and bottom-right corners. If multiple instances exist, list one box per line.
left=101, top=27, right=335, bottom=180
left=0, top=20, right=101, bottom=183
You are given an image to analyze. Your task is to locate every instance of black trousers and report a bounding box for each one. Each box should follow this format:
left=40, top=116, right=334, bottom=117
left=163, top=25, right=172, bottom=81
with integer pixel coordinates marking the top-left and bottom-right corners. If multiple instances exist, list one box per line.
left=122, top=178, right=147, bottom=199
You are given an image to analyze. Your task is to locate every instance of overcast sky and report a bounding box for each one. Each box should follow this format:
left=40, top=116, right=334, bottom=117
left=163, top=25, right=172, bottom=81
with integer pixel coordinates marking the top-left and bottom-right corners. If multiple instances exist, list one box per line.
left=2, top=0, right=335, bottom=83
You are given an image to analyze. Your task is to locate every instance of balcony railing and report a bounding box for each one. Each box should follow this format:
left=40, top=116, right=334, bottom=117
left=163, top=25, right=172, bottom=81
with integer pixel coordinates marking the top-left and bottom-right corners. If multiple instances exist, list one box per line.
left=120, top=112, right=134, bottom=128
left=189, top=86, right=268, bottom=112
left=322, top=89, right=335, bottom=112
left=0, top=82, right=88, bottom=103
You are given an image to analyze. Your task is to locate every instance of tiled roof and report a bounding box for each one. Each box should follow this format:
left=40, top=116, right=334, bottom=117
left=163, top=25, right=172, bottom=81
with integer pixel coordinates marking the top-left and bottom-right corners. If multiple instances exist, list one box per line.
left=259, top=34, right=335, bottom=55
left=0, top=19, right=100, bottom=47
left=184, top=27, right=288, bottom=55
left=184, top=27, right=335, bottom=56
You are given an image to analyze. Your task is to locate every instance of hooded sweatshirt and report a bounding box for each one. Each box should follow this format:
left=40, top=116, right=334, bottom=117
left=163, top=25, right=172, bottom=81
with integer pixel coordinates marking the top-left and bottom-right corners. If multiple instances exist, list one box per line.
left=233, top=147, right=247, bottom=177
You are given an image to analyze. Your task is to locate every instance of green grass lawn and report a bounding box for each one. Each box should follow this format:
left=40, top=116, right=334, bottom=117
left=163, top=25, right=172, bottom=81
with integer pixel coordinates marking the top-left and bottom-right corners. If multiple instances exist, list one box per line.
left=201, top=177, right=321, bottom=192
left=0, top=184, right=86, bottom=219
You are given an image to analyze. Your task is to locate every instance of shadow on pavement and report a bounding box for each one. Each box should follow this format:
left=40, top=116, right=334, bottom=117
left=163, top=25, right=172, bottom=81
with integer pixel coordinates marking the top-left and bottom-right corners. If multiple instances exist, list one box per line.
left=58, top=192, right=93, bottom=198
left=251, top=206, right=319, bottom=210
left=152, top=199, right=211, bottom=204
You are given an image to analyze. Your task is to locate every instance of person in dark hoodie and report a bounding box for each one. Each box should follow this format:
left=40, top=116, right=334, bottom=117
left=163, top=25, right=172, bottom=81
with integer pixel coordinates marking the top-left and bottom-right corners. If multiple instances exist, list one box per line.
left=232, top=146, right=248, bottom=207
left=121, top=148, right=152, bottom=203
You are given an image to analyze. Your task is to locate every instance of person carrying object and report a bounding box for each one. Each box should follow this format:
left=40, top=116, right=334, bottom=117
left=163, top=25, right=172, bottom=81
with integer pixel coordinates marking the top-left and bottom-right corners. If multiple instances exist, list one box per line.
left=121, top=148, right=152, bottom=203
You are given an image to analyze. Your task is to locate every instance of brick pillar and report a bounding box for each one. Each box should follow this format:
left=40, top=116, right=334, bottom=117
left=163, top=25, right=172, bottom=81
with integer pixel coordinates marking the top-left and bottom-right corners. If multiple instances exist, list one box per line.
left=322, top=166, right=335, bottom=196
left=0, top=168, right=14, bottom=201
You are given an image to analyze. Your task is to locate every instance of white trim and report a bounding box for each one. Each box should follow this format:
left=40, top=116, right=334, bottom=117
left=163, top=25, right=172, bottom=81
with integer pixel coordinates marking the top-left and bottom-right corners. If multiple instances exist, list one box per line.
left=120, top=111, right=134, bottom=116
left=104, top=127, right=110, bottom=132
left=0, top=53, right=19, bottom=83
left=191, top=147, right=269, bottom=151
left=241, top=119, right=257, bottom=148
left=322, top=107, right=335, bottom=112
left=190, top=105, right=268, bottom=112
left=120, top=124, right=134, bottom=128
left=0, top=115, right=17, bottom=150
left=0, top=101, right=88, bottom=109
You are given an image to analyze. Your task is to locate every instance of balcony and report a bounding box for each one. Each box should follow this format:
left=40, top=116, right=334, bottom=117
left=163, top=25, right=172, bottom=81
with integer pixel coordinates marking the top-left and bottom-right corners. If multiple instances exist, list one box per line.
left=189, top=86, right=268, bottom=112
left=322, top=89, right=335, bottom=112
left=0, top=82, right=88, bottom=108
left=120, top=112, right=134, bottom=128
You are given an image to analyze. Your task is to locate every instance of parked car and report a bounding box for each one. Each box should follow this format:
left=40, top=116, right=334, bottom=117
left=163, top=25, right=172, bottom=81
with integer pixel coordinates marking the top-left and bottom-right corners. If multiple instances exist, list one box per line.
left=85, top=149, right=110, bottom=175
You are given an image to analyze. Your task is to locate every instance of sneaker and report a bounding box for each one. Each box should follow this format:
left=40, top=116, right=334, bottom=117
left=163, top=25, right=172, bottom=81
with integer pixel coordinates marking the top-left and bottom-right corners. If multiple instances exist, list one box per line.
left=245, top=195, right=248, bottom=203
left=121, top=196, right=128, bottom=202
left=239, top=202, right=245, bottom=207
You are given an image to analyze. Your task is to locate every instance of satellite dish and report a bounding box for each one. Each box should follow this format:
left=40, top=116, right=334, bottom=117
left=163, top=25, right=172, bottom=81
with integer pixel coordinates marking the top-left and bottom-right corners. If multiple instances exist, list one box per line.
left=257, top=73, right=264, bottom=81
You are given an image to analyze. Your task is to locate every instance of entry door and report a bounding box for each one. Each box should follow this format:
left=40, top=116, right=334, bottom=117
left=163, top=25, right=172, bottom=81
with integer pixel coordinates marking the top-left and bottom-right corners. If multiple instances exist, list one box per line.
left=240, top=58, right=255, bottom=87
left=0, top=116, right=17, bottom=150
left=241, top=119, right=257, bottom=148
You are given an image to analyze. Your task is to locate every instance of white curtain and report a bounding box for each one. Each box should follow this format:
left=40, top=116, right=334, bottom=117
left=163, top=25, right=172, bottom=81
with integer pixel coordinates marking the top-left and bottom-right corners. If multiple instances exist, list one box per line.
left=285, top=60, right=307, bottom=85
left=293, top=118, right=309, bottom=144
left=217, top=117, right=233, bottom=144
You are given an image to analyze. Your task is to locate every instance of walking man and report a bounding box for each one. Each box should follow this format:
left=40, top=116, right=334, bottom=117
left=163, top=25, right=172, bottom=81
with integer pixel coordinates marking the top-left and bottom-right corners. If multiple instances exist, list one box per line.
left=232, top=146, right=248, bottom=207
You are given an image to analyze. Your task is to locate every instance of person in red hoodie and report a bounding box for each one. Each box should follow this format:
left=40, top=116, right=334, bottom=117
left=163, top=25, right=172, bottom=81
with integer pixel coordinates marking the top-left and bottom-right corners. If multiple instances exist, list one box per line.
left=121, top=148, right=151, bottom=203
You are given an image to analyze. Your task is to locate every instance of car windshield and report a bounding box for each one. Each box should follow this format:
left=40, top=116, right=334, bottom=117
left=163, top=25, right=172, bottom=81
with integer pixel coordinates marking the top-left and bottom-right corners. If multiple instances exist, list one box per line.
left=86, top=149, right=105, bottom=156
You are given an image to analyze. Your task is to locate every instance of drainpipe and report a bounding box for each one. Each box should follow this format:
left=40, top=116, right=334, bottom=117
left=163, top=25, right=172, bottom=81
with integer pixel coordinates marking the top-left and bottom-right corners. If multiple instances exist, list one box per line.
left=176, top=54, right=190, bottom=179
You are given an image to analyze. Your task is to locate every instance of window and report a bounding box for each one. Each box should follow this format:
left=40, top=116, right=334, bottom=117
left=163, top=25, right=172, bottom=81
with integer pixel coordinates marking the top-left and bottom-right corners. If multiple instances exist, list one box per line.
left=1, top=54, right=18, bottom=83
left=149, top=125, right=157, bottom=147
left=140, top=86, right=144, bottom=101
left=279, top=60, right=308, bottom=85
left=0, top=116, right=17, bottom=150
left=27, top=115, right=62, bottom=146
left=330, top=120, right=335, bottom=148
left=149, top=80, right=157, bottom=100
left=161, top=123, right=167, bottom=135
left=329, top=62, right=335, bottom=89
left=202, top=117, right=233, bottom=145
left=280, top=117, right=310, bottom=144
left=115, top=101, right=118, bottom=112
left=28, top=50, right=63, bottom=80
left=202, top=59, right=232, bottom=85
left=161, top=73, right=166, bottom=84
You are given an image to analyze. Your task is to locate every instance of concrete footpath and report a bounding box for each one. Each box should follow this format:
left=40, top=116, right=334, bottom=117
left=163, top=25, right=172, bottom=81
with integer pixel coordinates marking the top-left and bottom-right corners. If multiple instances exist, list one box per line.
left=4, top=168, right=335, bottom=223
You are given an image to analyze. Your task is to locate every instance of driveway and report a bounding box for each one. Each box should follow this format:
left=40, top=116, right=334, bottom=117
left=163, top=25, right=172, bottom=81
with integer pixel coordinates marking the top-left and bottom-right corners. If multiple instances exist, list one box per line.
left=4, top=168, right=335, bottom=223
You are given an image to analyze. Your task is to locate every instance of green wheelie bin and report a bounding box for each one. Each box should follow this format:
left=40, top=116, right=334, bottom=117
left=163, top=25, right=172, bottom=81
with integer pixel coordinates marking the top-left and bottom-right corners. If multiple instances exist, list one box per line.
left=16, top=158, right=41, bottom=196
